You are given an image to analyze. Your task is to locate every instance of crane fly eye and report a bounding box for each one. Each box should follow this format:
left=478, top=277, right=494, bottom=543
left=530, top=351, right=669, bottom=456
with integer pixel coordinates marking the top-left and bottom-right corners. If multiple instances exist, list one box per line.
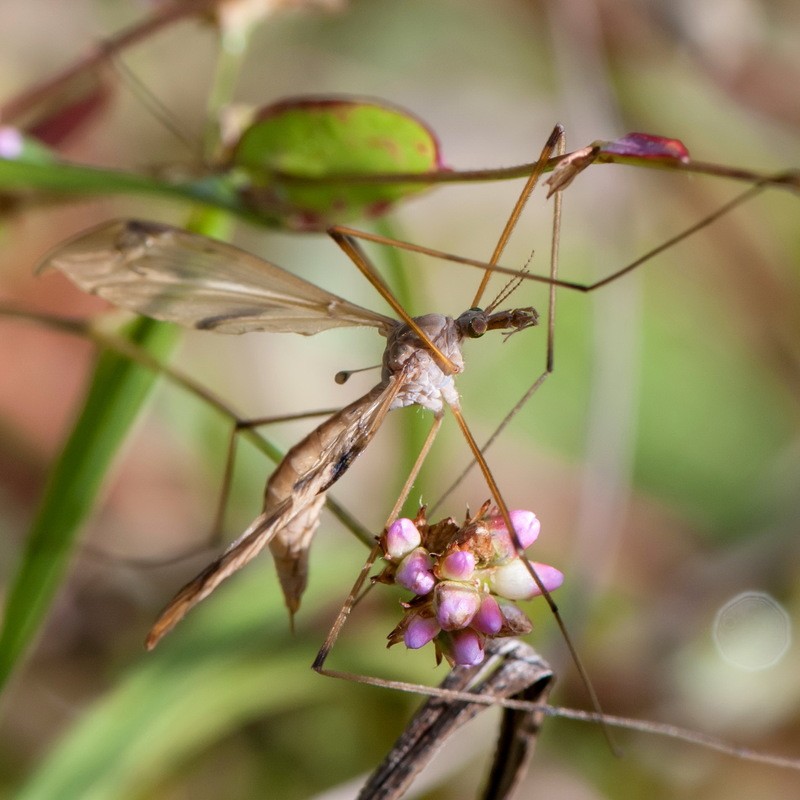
left=469, top=318, right=487, bottom=337
left=465, top=310, right=487, bottom=338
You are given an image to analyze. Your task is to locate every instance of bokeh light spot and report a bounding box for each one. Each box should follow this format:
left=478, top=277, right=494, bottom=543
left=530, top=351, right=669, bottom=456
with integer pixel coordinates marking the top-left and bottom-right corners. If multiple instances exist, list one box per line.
left=713, top=591, right=791, bottom=671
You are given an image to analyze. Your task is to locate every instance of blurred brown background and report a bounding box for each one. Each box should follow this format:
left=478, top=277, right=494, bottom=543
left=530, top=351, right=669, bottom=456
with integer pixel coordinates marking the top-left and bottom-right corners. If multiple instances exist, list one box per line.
left=0, top=1, right=798, bottom=798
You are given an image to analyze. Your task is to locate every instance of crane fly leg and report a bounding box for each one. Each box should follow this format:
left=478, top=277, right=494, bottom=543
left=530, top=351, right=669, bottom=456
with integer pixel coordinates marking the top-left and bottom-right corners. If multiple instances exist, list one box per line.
left=313, top=413, right=443, bottom=672
left=211, top=406, right=341, bottom=543
left=433, top=128, right=565, bottom=512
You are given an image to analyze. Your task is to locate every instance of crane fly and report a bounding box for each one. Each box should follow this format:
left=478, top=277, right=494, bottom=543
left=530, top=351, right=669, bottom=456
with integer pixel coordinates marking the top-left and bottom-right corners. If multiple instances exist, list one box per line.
left=36, top=122, right=557, bottom=652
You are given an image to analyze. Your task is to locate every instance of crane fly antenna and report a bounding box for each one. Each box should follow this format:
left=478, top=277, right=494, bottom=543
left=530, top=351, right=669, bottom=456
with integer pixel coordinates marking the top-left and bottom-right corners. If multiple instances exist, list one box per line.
left=485, top=250, right=534, bottom=316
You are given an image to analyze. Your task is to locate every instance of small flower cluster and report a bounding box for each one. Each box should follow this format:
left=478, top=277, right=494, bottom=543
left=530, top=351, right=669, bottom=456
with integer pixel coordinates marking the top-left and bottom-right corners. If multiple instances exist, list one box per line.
left=376, top=503, right=563, bottom=667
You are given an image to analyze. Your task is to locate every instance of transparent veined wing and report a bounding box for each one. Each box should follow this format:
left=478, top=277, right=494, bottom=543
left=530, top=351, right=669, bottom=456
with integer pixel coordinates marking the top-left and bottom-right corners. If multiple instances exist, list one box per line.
left=38, top=219, right=396, bottom=336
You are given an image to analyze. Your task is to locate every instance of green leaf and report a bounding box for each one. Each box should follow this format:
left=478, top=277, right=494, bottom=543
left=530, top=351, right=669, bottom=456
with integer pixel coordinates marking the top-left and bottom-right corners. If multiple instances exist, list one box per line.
left=0, top=317, right=180, bottom=690
left=230, top=97, right=444, bottom=229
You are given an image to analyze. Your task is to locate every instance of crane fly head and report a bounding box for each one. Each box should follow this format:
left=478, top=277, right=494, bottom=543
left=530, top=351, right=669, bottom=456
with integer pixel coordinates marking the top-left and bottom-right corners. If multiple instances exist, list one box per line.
left=455, top=306, right=539, bottom=340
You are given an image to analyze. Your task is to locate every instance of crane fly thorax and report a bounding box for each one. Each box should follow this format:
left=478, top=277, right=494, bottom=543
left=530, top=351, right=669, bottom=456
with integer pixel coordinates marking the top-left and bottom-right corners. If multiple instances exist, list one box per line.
left=383, top=313, right=465, bottom=414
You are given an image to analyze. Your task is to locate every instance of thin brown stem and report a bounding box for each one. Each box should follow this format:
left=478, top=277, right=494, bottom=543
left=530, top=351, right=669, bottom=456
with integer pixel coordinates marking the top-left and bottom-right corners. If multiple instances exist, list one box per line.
left=0, top=0, right=218, bottom=122
left=275, top=158, right=800, bottom=193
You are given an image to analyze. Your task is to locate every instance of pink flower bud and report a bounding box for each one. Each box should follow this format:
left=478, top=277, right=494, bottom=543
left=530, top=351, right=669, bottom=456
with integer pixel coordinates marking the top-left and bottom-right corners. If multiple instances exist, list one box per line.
left=434, top=582, right=481, bottom=630
left=472, top=594, right=503, bottom=634
left=489, top=510, right=541, bottom=560
left=449, top=629, right=485, bottom=666
left=508, top=510, right=540, bottom=548
left=487, top=559, right=563, bottom=600
left=528, top=561, right=564, bottom=594
left=395, top=547, right=435, bottom=595
left=384, top=518, right=421, bottom=560
left=404, top=614, right=440, bottom=650
left=439, top=550, right=475, bottom=581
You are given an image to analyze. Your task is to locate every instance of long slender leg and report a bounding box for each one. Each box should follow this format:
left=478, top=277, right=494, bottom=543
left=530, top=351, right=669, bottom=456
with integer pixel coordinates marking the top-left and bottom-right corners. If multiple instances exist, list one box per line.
left=211, top=406, right=340, bottom=541
left=445, top=400, right=614, bottom=753
left=312, top=413, right=444, bottom=673
left=432, top=129, right=566, bottom=512
left=329, top=180, right=782, bottom=295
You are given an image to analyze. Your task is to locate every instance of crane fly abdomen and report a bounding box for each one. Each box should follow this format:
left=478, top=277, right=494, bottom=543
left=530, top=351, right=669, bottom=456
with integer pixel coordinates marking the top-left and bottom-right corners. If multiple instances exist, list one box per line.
left=265, top=380, right=397, bottom=615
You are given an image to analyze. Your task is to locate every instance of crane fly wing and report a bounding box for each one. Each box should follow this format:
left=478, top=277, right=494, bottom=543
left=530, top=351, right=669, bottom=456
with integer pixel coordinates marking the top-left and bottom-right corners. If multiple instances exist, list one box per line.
left=266, top=377, right=404, bottom=615
left=268, top=494, right=327, bottom=623
left=38, top=219, right=396, bottom=336
left=144, top=496, right=295, bottom=651
left=145, top=374, right=406, bottom=649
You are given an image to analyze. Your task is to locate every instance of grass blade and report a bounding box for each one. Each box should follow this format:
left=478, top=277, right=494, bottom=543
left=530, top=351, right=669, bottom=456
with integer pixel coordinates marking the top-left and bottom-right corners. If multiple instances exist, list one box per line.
left=0, top=317, right=179, bottom=690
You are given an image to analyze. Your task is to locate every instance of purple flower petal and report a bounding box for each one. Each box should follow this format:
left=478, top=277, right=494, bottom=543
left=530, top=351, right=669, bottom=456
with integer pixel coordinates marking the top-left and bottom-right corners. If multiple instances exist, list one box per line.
left=489, top=509, right=541, bottom=558
left=472, top=594, right=503, bottom=634
left=508, top=510, right=540, bottom=548
left=449, top=629, right=485, bottom=666
left=439, top=549, right=475, bottom=581
left=527, top=561, right=564, bottom=595
left=404, top=614, right=440, bottom=649
left=434, top=582, right=481, bottom=630
left=395, top=547, right=435, bottom=595
left=384, top=518, right=421, bottom=560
